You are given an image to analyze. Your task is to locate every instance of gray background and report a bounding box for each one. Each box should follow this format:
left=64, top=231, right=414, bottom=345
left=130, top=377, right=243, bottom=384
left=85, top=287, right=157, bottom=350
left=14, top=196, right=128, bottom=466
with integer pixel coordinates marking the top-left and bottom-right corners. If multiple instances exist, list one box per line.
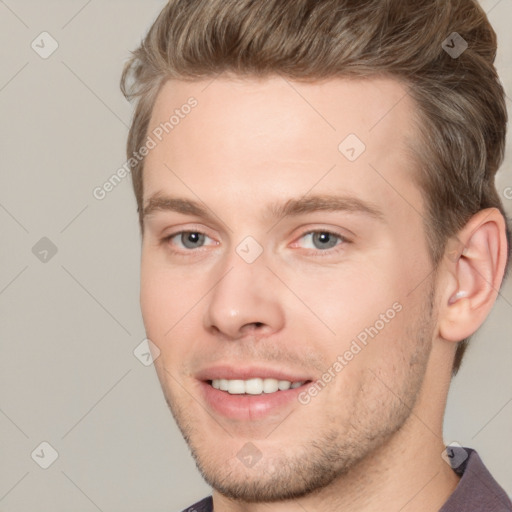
left=0, top=1, right=510, bottom=511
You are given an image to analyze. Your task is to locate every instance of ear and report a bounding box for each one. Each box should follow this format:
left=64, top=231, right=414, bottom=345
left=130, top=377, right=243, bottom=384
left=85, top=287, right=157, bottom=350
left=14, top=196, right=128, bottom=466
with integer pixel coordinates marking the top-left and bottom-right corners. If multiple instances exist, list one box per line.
left=438, top=208, right=508, bottom=342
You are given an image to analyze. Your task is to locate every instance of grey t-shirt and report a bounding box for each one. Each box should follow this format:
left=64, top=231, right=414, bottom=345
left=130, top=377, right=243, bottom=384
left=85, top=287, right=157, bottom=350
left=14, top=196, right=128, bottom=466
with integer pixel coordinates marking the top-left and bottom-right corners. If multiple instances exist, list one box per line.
left=182, top=448, right=512, bottom=511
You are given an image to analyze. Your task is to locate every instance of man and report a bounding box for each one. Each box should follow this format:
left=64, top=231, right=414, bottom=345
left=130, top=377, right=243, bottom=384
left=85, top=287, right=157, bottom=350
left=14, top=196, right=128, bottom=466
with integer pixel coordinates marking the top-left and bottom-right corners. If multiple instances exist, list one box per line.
left=120, top=0, right=511, bottom=510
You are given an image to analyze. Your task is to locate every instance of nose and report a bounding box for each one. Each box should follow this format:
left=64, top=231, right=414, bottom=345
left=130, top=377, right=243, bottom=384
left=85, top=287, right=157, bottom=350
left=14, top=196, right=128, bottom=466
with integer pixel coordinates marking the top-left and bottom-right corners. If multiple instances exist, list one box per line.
left=203, top=250, right=285, bottom=340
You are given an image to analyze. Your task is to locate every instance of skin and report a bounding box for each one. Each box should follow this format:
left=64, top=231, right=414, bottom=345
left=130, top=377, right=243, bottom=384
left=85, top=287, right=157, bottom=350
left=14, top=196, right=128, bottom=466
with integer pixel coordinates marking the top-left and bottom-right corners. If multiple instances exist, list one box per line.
left=139, top=75, right=507, bottom=511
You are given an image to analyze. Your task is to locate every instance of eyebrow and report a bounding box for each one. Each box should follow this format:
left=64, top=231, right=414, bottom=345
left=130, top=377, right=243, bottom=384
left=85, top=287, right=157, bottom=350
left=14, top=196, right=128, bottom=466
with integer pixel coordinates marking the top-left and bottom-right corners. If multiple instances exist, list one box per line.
left=142, top=193, right=385, bottom=225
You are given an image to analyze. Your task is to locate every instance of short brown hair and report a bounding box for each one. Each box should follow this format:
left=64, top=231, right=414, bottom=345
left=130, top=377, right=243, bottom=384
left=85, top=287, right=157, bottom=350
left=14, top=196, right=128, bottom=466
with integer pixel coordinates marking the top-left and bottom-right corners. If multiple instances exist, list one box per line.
left=120, top=0, right=510, bottom=375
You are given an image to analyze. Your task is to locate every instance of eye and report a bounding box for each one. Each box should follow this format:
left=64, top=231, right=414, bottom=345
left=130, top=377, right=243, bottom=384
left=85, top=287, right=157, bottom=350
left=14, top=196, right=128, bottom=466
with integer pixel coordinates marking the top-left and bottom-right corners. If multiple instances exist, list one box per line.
left=296, top=230, right=346, bottom=251
left=161, top=229, right=348, bottom=254
left=165, top=231, right=216, bottom=250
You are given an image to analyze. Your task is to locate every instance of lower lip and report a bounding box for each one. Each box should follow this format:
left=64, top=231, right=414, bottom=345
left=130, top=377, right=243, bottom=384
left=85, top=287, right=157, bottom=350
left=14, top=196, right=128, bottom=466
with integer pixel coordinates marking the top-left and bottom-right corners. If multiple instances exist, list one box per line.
left=199, top=381, right=309, bottom=421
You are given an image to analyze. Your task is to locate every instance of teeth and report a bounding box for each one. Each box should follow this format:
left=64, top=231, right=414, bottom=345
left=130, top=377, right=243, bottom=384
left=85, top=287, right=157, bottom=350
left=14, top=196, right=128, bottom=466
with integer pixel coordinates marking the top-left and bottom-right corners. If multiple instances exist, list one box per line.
left=278, top=380, right=291, bottom=390
left=263, top=378, right=279, bottom=393
left=211, top=378, right=306, bottom=395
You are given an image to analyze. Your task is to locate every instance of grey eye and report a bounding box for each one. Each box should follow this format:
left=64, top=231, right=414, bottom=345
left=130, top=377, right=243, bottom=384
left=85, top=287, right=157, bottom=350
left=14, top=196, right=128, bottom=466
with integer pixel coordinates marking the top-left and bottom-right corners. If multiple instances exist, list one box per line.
left=310, top=231, right=340, bottom=250
left=180, top=232, right=206, bottom=249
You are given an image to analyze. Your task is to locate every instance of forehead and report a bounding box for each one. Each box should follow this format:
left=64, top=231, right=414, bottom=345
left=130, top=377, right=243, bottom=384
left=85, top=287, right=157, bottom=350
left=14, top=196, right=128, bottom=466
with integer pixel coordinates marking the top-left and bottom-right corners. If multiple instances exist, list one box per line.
left=147, top=74, right=416, bottom=153
left=142, top=74, right=422, bottom=220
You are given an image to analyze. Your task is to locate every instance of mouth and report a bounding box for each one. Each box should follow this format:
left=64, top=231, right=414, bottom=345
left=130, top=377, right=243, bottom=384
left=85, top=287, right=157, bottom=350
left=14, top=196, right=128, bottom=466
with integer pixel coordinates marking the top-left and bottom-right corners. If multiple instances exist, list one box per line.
left=196, top=368, right=313, bottom=420
left=208, top=377, right=311, bottom=395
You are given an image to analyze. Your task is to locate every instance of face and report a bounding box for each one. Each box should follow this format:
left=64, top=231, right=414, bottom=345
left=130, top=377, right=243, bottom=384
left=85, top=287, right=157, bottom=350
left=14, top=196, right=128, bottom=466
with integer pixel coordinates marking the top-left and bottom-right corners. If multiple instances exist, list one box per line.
left=140, top=75, right=437, bottom=501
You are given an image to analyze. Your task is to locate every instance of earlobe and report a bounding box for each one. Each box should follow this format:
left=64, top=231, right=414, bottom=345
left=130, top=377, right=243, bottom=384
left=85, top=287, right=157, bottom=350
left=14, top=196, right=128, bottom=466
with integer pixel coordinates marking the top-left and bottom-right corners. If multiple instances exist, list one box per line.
left=438, top=208, right=508, bottom=343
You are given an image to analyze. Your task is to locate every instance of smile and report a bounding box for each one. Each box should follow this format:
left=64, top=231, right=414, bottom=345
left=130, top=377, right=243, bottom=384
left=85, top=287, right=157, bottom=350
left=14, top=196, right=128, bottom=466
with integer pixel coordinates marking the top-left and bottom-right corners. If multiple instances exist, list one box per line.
left=210, top=378, right=308, bottom=395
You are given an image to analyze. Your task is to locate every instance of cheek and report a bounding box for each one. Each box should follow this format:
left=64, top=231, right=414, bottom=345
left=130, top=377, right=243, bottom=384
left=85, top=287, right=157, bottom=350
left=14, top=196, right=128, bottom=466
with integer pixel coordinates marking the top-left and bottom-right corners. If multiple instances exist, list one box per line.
left=140, top=257, right=210, bottom=366
left=285, top=262, right=405, bottom=342
left=140, top=264, right=163, bottom=328
left=140, top=258, right=183, bottom=338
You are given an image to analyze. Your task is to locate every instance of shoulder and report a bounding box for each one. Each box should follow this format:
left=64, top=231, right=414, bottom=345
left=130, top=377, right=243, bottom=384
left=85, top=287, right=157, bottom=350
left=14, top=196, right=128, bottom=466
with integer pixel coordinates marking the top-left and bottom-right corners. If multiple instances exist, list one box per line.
left=180, top=496, right=213, bottom=512
left=440, top=447, right=512, bottom=511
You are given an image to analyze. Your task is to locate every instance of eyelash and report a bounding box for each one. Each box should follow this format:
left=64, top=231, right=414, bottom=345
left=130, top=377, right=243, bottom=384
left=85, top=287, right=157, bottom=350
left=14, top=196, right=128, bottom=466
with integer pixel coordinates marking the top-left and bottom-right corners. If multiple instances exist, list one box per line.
left=160, top=229, right=350, bottom=257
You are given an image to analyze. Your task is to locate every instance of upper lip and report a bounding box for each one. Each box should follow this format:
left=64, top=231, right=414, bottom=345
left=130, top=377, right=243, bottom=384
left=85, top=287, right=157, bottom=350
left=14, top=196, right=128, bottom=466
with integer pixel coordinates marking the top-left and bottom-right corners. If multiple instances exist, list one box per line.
left=195, top=365, right=312, bottom=382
